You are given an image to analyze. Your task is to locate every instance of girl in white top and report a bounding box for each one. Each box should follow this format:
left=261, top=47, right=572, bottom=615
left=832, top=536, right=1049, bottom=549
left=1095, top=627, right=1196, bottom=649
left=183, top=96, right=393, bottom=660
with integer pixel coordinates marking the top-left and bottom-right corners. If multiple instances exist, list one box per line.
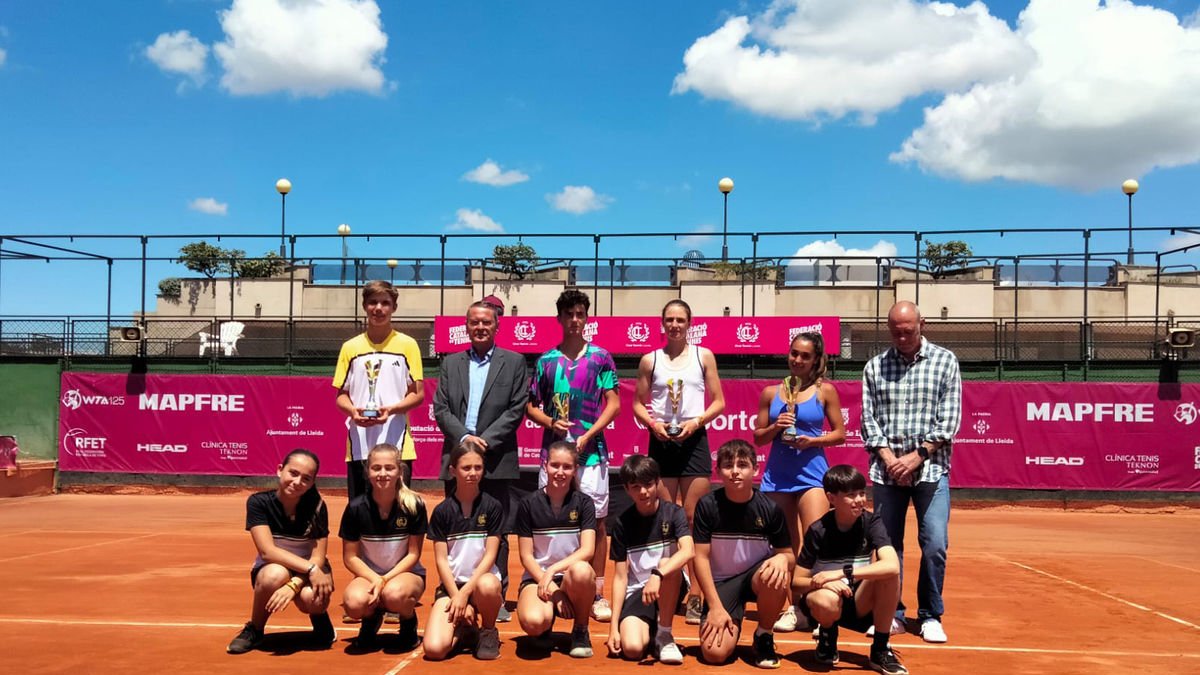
left=633, top=299, right=725, bottom=624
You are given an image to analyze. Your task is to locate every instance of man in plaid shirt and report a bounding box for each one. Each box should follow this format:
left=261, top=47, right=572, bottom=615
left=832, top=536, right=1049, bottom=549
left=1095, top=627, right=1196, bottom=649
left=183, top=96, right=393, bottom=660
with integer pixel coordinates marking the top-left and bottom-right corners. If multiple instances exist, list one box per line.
left=861, top=301, right=961, bottom=645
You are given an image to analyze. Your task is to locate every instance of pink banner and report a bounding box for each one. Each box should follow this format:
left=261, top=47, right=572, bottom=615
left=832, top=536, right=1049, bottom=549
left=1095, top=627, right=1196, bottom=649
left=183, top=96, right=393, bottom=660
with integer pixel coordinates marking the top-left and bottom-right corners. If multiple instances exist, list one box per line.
left=59, top=373, right=1200, bottom=491
left=434, top=315, right=842, bottom=355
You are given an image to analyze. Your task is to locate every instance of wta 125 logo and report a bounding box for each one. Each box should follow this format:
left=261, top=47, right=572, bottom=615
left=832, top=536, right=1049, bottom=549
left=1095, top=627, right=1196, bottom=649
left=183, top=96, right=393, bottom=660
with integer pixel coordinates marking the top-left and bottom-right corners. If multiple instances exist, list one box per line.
left=1175, top=403, right=1198, bottom=426
left=61, top=389, right=125, bottom=410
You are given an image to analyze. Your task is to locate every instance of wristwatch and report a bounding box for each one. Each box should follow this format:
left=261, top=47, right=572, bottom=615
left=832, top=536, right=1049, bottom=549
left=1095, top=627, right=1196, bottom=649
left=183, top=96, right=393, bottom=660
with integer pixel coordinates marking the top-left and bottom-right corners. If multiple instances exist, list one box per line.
left=916, top=445, right=931, bottom=460
left=843, top=564, right=855, bottom=585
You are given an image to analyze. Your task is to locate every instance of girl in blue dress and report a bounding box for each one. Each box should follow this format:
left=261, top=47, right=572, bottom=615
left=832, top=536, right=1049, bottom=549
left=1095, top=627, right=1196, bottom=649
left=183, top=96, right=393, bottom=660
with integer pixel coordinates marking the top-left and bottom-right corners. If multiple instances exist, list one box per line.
left=753, top=331, right=846, bottom=631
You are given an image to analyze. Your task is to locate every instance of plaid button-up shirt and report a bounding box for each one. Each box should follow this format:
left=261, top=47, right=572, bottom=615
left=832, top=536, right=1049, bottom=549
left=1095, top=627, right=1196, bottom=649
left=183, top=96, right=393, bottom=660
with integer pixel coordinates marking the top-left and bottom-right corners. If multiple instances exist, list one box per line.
left=862, top=337, right=962, bottom=485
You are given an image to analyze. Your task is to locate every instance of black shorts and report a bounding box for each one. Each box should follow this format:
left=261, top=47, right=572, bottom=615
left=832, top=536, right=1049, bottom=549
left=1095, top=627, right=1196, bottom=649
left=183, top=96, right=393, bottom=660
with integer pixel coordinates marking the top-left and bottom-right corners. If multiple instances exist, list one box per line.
left=250, top=562, right=331, bottom=588
left=647, top=427, right=711, bottom=478
left=518, top=573, right=564, bottom=594
left=701, top=559, right=765, bottom=627
left=799, top=585, right=875, bottom=633
left=618, top=590, right=658, bottom=627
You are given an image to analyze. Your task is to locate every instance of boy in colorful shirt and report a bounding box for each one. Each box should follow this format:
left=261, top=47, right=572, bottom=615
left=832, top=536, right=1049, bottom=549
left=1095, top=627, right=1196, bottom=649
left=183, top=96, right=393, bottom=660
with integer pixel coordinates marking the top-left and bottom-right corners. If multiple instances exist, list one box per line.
left=526, top=289, right=621, bottom=622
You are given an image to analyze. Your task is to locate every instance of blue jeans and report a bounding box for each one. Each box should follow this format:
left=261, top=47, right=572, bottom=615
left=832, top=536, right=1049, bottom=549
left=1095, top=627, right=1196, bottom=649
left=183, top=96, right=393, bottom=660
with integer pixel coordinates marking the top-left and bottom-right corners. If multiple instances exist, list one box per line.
left=872, top=475, right=950, bottom=621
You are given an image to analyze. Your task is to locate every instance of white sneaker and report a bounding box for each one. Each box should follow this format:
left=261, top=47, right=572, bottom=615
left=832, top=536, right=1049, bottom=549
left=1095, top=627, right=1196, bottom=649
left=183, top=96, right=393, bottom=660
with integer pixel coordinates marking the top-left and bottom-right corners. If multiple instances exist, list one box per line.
left=591, top=597, right=612, bottom=622
left=866, top=617, right=907, bottom=637
left=656, top=639, right=684, bottom=665
left=773, top=605, right=798, bottom=633
left=919, top=618, right=947, bottom=643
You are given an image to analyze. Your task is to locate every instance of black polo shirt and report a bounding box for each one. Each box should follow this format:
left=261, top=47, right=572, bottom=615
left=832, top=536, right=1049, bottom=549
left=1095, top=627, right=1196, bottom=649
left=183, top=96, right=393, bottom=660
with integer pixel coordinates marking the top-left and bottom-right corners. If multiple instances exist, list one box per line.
left=245, top=489, right=328, bottom=569
left=798, top=510, right=891, bottom=576
left=610, top=500, right=690, bottom=594
left=339, top=492, right=428, bottom=575
left=514, top=487, right=596, bottom=582
left=429, top=491, right=506, bottom=584
left=693, top=488, right=790, bottom=582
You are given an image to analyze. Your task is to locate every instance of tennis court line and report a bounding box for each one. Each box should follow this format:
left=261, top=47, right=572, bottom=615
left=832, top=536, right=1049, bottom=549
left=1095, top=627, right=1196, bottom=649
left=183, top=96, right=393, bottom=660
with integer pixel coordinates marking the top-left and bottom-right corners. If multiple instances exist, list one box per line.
left=1, top=616, right=1199, bottom=659
left=0, top=533, right=157, bottom=564
left=1005, top=559, right=1200, bottom=630
left=383, top=648, right=424, bottom=675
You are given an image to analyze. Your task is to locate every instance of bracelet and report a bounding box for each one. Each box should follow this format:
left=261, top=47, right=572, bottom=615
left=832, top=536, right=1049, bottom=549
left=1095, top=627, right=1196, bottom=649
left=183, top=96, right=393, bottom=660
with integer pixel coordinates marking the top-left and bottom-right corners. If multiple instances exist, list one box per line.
left=286, top=579, right=302, bottom=593
left=650, top=568, right=664, bottom=580
left=306, top=563, right=316, bottom=576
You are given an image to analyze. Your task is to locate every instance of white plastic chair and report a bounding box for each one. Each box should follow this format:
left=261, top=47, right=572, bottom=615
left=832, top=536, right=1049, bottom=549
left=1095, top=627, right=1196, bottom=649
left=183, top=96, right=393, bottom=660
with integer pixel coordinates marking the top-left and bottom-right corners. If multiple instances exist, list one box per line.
left=199, top=321, right=245, bottom=356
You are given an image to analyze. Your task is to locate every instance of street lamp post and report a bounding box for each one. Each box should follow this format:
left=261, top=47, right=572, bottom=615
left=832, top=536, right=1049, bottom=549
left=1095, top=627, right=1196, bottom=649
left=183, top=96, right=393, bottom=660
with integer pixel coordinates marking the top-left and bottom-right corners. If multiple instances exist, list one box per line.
left=1122, top=179, right=1139, bottom=265
left=338, top=223, right=351, bottom=284
left=719, top=177, right=734, bottom=261
left=387, top=258, right=398, bottom=284
left=276, top=178, right=291, bottom=258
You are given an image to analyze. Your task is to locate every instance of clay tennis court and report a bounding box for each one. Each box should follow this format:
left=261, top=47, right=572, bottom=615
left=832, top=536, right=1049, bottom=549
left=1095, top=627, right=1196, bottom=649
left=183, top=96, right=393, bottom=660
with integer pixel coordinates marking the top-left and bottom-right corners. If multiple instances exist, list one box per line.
left=3, top=491, right=1198, bottom=675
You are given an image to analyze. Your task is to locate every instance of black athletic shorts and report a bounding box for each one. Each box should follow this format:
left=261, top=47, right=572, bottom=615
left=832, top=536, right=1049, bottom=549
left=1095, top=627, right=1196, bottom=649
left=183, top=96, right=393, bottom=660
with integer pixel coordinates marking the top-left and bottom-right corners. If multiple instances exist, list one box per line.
left=799, top=584, right=875, bottom=633
left=648, top=427, right=711, bottom=478
left=701, top=558, right=765, bottom=627
left=618, top=590, right=658, bottom=627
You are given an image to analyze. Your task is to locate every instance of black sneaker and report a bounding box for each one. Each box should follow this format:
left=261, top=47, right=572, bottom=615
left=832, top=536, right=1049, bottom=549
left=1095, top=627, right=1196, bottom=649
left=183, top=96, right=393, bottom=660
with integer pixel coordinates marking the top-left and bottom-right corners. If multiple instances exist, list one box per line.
left=309, top=612, right=336, bottom=648
left=397, top=615, right=420, bottom=651
left=752, top=632, right=781, bottom=669
left=815, top=626, right=839, bottom=665
left=532, top=629, right=555, bottom=651
left=476, top=626, right=501, bottom=660
left=568, top=626, right=593, bottom=658
left=354, top=609, right=385, bottom=649
left=870, top=646, right=909, bottom=675
left=226, top=622, right=263, bottom=654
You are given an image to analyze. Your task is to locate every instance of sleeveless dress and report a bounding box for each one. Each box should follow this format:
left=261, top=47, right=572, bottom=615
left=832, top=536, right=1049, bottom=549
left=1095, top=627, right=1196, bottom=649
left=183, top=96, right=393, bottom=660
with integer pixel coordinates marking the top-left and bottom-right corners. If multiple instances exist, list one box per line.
left=647, top=347, right=711, bottom=477
left=760, top=388, right=829, bottom=492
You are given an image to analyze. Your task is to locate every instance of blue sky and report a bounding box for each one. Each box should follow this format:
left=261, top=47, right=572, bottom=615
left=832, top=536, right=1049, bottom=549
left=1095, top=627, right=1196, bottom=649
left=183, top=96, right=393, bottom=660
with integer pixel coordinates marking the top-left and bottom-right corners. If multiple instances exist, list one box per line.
left=2, top=0, right=1200, bottom=318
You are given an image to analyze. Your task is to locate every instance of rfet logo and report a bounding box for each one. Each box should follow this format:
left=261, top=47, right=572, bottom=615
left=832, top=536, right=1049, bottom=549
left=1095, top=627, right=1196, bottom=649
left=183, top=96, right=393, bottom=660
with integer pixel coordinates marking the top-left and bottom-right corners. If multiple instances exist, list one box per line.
left=627, top=322, right=651, bottom=344
left=1175, top=403, right=1198, bottom=426
left=736, top=322, right=761, bottom=344
left=62, top=428, right=107, bottom=457
left=513, top=321, right=537, bottom=342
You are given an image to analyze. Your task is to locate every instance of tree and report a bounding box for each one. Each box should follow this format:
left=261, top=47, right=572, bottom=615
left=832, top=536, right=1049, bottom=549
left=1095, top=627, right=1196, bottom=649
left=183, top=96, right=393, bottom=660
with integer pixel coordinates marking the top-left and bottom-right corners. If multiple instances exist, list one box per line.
left=236, top=251, right=286, bottom=278
left=157, top=277, right=181, bottom=298
left=924, top=240, right=974, bottom=279
left=709, top=259, right=775, bottom=280
left=492, top=243, right=539, bottom=279
left=177, top=241, right=231, bottom=279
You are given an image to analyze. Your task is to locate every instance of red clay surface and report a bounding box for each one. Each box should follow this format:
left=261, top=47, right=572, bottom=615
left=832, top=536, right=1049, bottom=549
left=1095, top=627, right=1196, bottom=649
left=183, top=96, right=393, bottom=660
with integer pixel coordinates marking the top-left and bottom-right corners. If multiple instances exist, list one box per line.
left=3, top=492, right=1199, bottom=675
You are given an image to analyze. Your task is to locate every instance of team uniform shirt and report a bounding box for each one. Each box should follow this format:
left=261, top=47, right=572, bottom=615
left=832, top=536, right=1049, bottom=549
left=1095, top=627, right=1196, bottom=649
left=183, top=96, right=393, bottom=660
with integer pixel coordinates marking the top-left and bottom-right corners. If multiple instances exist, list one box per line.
left=528, top=344, right=618, bottom=466
left=692, top=488, right=790, bottom=583
left=428, top=492, right=505, bottom=585
left=610, top=501, right=690, bottom=595
left=333, top=331, right=425, bottom=461
left=338, top=492, right=428, bottom=576
left=245, top=489, right=328, bottom=571
left=514, top=487, right=597, bottom=582
left=861, top=336, right=961, bottom=485
left=797, top=510, right=892, bottom=579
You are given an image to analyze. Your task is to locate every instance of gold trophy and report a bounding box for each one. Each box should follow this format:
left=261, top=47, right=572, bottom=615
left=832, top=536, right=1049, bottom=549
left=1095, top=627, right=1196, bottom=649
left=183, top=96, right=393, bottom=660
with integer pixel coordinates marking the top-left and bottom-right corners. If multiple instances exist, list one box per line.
left=780, top=376, right=800, bottom=443
left=552, top=392, right=575, bottom=443
left=362, top=358, right=382, bottom=419
left=665, top=378, right=683, bottom=438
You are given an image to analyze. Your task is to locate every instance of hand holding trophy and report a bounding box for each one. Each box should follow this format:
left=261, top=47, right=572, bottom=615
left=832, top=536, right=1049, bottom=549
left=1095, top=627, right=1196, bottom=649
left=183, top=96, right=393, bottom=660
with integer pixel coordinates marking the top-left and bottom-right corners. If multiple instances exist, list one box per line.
left=780, top=375, right=800, bottom=443
left=552, top=392, right=575, bottom=443
left=361, top=358, right=382, bottom=419
left=665, top=378, right=683, bottom=439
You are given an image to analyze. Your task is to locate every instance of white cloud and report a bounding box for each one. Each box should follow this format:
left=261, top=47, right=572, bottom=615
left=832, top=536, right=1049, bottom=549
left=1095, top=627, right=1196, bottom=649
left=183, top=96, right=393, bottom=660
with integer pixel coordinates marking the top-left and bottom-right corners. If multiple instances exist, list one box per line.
left=1161, top=231, right=1200, bottom=254
left=146, top=30, right=209, bottom=85
left=892, top=0, right=1200, bottom=189
left=0, top=47, right=6, bottom=68
left=677, top=0, right=1200, bottom=190
left=214, top=0, right=388, bottom=97
left=188, top=197, right=229, bottom=216
left=788, top=239, right=899, bottom=265
left=447, top=208, right=503, bottom=232
left=462, top=159, right=530, bottom=187
left=546, top=185, right=613, bottom=214
left=673, top=0, right=1029, bottom=124
left=677, top=224, right=717, bottom=248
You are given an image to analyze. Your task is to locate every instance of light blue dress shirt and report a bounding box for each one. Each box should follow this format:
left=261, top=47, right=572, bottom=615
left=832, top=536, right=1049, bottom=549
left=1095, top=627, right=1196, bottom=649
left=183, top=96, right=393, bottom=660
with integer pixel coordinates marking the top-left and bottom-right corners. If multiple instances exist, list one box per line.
left=462, top=346, right=494, bottom=438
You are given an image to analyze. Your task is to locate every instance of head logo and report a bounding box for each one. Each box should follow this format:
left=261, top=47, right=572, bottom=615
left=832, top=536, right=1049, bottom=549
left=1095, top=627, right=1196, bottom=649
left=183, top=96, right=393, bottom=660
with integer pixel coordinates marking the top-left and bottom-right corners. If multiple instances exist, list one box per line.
left=1175, top=403, right=1198, bottom=426
left=736, top=322, right=760, bottom=344
left=973, top=419, right=990, bottom=436
left=288, top=412, right=303, bottom=428
left=514, top=321, right=537, bottom=342
left=61, top=390, right=83, bottom=410
left=627, top=322, right=651, bottom=343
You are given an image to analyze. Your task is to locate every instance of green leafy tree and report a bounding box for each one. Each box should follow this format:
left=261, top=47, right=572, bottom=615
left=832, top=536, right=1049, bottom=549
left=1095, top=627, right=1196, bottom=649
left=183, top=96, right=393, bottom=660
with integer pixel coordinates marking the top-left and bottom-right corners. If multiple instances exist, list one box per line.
left=235, top=251, right=285, bottom=278
left=157, top=277, right=181, bottom=298
left=709, top=259, right=775, bottom=280
left=924, top=240, right=974, bottom=278
left=492, top=243, right=539, bottom=279
left=177, top=241, right=231, bottom=279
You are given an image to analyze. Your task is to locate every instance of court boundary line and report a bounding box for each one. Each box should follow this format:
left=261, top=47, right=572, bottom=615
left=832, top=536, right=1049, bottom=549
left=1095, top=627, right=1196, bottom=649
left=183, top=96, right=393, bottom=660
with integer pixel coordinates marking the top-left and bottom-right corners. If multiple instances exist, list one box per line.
left=1003, top=558, right=1200, bottom=630
left=383, top=648, right=424, bottom=675
left=2, top=616, right=1199, bottom=659
left=0, top=533, right=157, bottom=564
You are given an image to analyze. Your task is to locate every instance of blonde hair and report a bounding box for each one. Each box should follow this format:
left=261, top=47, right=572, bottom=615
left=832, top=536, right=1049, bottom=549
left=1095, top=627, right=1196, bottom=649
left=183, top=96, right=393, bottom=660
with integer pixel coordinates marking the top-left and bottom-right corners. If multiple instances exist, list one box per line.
left=368, top=443, right=422, bottom=515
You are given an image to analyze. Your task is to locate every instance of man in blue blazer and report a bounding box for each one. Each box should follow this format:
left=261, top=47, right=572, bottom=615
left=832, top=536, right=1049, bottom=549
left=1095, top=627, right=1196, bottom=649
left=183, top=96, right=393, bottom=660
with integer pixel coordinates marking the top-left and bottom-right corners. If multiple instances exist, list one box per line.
left=433, top=298, right=529, bottom=620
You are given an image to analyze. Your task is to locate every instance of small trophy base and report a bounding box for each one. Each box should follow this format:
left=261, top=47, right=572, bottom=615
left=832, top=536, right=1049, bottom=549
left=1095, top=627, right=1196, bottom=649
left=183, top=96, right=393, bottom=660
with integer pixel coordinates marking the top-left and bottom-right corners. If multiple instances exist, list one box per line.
left=781, top=429, right=797, bottom=443
left=361, top=409, right=381, bottom=420
left=666, top=423, right=682, bottom=438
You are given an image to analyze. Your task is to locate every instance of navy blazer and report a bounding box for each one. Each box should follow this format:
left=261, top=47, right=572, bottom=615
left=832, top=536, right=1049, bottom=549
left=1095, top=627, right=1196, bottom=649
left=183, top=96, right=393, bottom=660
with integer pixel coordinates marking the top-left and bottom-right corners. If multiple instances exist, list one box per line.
left=432, top=346, right=528, bottom=480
